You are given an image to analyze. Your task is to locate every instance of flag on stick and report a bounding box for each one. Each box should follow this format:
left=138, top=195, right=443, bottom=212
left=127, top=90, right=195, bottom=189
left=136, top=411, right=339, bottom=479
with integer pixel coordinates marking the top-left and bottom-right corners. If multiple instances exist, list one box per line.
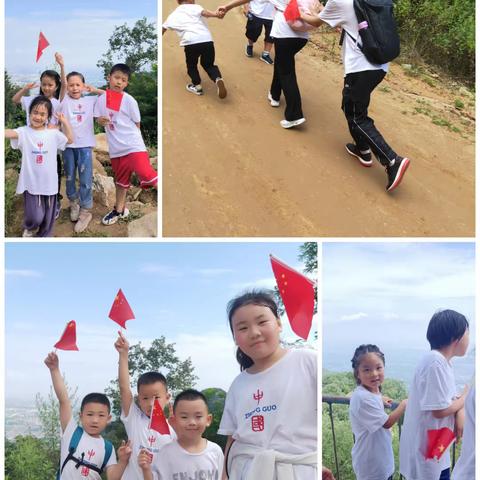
left=109, top=289, right=135, bottom=329
left=425, top=428, right=456, bottom=460
left=284, top=0, right=301, bottom=21
left=149, top=398, right=170, bottom=435
left=270, top=254, right=315, bottom=340
left=36, top=32, right=50, bottom=62
left=54, top=320, right=79, bottom=351
left=106, top=90, right=123, bottom=112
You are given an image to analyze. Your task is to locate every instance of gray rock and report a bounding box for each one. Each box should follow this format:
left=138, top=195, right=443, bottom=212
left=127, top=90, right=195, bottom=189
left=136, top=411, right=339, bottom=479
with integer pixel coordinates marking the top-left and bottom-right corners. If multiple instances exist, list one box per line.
left=92, top=173, right=116, bottom=207
left=127, top=212, right=157, bottom=237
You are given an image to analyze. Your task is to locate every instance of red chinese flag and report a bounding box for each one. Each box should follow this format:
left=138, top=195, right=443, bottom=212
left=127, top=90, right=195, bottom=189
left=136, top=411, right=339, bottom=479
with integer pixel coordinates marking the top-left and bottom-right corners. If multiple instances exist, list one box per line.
left=54, top=321, right=79, bottom=351
left=284, top=0, right=301, bottom=22
left=270, top=254, right=315, bottom=340
left=106, top=89, right=123, bottom=112
left=149, top=398, right=170, bottom=435
left=36, top=32, right=50, bottom=62
left=109, top=289, right=135, bottom=329
left=425, top=428, right=456, bottom=460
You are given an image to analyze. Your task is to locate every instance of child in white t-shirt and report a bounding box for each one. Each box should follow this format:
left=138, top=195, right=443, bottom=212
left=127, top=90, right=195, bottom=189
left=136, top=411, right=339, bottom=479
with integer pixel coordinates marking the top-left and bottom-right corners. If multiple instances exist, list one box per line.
left=162, top=0, right=227, bottom=98
left=243, top=0, right=275, bottom=64
left=5, top=96, right=73, bottom=237
left=218, top=290, right=317, bottom=479
left=349, top=344, right=407, bottom=480
left=94, top=63, right=158, bottom=226
left=60, top=69, right=104, bottom=233
left=44, top=351, right=131, bottom=479
left=114, top=331, right=174, bottom=479
left=138, top=389, right=224, bottom=480
left=400, top=310, right=470, bottom=480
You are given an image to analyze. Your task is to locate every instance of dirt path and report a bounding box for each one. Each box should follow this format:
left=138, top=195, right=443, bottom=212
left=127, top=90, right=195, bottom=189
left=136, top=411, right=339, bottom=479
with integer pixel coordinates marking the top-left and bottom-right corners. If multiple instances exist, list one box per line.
left=162, top=2, right=475, bottom=237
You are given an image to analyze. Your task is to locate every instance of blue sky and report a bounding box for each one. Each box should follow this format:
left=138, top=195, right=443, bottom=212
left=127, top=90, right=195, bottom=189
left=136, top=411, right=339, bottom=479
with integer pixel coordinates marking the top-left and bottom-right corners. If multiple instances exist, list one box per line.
left=5, top=0, right=157, bottom=79
left=322, top=242, right=475, bottom=387
left=5, top=242, right=316, bottom=404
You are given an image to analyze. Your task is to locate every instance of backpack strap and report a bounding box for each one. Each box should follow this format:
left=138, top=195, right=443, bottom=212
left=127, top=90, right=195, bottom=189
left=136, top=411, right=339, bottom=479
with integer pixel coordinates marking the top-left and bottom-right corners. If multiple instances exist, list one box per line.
left=340, top=29, right=364, bottom=51
left=101, top=439, right=113, bottom=471
left=60, top=426, right=84, bottom=474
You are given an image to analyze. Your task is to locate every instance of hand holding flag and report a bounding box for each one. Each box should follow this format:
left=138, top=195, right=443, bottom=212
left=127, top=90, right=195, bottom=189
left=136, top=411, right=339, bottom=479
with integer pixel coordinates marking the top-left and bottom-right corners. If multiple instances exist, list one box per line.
left=54, top=320, right=79, bottom=351
left=270, top=254, right=315, bottom=340
left=149, top=398, right=170, bottom=435
left=36, top=32, right=50, bottom=62
left=109, top=289, right=135, bottom=329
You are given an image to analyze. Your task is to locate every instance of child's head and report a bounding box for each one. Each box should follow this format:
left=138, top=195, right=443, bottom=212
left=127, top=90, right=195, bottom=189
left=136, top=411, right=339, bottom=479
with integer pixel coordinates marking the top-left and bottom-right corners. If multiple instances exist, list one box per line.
left=66, top=71, right=86, bottom=99
left=39, top=70, right=61, bottom=99
left=29, top=96, right=52, bottom=128
left=172, top=389, right=212, bottom=440
left=427, top=309, right=469, bottom=355
left=108, top=64, right=131, bottom=92
left=136, top=372, right=170, bottom=416
left=79, top=393, right=112, bottom=437
left=227, top=290, right=282, bottom=370
left=351, top=344, right=385, bottom=393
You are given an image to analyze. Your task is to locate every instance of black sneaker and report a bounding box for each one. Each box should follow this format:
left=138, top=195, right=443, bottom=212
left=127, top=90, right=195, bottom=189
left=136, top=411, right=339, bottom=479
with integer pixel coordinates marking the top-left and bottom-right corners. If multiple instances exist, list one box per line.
left=260, top=53, right=274, bottom=65
left=245, top=44, right=253, bottom=57
left=386, top=157, right=410, bottom=192
left=345, top=143, right=373, bottom=167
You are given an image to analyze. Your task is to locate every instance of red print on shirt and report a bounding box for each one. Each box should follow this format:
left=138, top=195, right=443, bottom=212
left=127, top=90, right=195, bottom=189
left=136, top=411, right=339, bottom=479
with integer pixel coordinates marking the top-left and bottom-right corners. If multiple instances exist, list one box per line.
left=253, top=389, right=263, bottom=405
left=148, top=435, right=156, bottom=447
left=81, top=466, right=90, bottom=476
left=251, top=415, right=264, bottom=432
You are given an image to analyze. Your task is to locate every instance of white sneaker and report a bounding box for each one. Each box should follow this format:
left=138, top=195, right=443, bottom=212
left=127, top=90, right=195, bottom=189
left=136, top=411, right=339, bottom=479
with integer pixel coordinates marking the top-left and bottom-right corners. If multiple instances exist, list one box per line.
left=69, top=199, right=80, bottom=222
left=280, top=117, right=306, bottom=129
left=22, top=229, right=35, bottom=237
left=268, top=92, right=280, bottom=107
left=186, top=84, right=203, bottom=95
left=74, top=209, right=93, bottom=233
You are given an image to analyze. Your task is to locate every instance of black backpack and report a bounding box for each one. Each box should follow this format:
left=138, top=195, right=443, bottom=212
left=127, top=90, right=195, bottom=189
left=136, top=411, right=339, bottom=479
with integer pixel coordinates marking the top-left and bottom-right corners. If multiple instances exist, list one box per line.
left=342, top=0, right=400, bottom=64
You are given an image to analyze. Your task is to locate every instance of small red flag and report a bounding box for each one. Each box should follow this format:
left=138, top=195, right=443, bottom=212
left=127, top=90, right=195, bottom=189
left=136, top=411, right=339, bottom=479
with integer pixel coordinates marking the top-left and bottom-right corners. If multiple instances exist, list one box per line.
left=36, top=32, right=50, bottom=62
left=54, top=321, right=79, bottom=351
left=106, top=89, right=123, bottom=112
left=270, top=254, right=315, bottom=340
left=284, top=0, right=301, bottom=22
left=425, top=427, right=456, bottom=460
left=149, top=398, right=170, bottom=435
left=109, top=289, right=135, bottom=329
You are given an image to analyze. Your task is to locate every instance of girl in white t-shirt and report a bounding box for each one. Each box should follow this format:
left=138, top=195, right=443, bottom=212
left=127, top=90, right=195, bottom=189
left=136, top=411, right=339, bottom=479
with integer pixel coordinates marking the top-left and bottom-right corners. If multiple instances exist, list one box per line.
left=5, top=96, right=73, bottom=237
left=218, top=290, right=317, bottom=480
left=349, top=344, right=407, bottom=480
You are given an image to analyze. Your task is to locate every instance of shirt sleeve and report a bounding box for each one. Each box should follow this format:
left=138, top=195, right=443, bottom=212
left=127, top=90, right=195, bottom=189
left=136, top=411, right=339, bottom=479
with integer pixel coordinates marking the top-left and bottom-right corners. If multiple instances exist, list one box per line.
left=419, top=360, right=454, bottom=411
left=356, top=394, right=388, bottom=433
left=319, top=0, right=344, bottom=28
left=93, top=95, right=104, bottom=117
left=10, top=128, right=23, bottom=150
left=55, top=130, right=69, bottom=151
left=128, top=95, right=142, bottom=124
left=218, top=385, right=237, bottom=435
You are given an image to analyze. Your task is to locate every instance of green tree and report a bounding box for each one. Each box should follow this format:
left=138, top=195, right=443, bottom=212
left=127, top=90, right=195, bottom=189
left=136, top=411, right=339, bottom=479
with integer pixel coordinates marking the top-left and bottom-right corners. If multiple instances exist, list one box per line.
left=97, top=18, right=157, bottom=78
left=105, top=336, right=198, bottom=418
left=202, top=388, right=227, bottom=449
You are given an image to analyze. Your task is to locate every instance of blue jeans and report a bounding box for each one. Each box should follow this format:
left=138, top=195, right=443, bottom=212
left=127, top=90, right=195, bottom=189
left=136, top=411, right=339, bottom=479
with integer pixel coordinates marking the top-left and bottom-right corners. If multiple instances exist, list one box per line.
left=63, top=147, right=93, bottom=208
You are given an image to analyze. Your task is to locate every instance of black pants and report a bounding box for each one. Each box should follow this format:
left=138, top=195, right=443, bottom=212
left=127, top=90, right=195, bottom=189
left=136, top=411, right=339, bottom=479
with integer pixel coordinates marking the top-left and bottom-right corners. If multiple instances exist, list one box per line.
left=342, top=69, right=397, bottom=166
left=270, top=37, right=307, bottom=121
left=245, top=13, right=273, bottom=43
left=184, top=42, right=221, bottom=86
left=439, top=468, right=450, bottom=480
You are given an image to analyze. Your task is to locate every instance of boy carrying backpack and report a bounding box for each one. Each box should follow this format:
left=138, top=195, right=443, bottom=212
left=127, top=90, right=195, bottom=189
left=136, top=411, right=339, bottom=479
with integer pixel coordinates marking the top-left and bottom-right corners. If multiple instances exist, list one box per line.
left=45, top=351, right=131, bottom=479
left=301, top=0, right=410, bottom=192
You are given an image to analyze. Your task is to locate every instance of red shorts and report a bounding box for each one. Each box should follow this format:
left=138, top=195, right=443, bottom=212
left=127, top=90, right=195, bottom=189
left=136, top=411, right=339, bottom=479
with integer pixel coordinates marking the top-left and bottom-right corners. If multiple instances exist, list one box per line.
left=111, top=151, right=158, bottom=189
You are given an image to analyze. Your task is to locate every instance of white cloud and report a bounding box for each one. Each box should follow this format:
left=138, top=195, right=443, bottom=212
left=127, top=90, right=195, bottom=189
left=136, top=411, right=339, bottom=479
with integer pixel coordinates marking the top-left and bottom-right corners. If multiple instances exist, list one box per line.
left=6, top=269, right=42, bottom=278
left=195, top=268, right=234, bottom=277
left=339, top=312, right=368, bottom=322
left=231, top=277, right=276, bottom=291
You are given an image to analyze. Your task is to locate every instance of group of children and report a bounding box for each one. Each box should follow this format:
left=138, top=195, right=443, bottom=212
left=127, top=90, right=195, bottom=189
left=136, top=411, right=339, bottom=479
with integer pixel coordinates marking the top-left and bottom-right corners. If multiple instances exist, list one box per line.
left=47, top=290, right=318, bottom=479
left=348, top=309, right=473, bottom=480
left=163, top=0, right=410, bottom=192
left=6, top=53, right=158, bottom=237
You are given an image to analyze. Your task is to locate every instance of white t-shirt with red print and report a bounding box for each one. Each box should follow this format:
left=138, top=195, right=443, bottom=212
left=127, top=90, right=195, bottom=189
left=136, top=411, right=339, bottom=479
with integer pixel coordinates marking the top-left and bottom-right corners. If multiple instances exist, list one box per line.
left=218, top=348, right=317, bottom=479
left=120, top=402, right=175, bottom=480
left=60, top=95, right=98, bottom=148
left=11, top=126, right=68, bottom=195
left=21, top=95, right=61, bottom=126
left=93, top=91, right=146, bottom=158
left=59, top=417, right=117, bottom=480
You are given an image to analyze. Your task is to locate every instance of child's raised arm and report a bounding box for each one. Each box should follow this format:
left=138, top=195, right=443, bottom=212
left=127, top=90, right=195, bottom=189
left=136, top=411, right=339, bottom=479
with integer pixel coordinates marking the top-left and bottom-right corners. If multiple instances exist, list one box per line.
left=106, top=440, right=132, bottom=480
left=217, top=0, right=250, bottom=16
left=84, top=85, right=105, bottom=96
left=383, top=398, right=407, bottom=429
left=12, top=83, right=38, bottom=105
left=44, top=351, right=72, bottom=432
left=114, top=331, right=134, bottom=416
left=5, top=130, right=19, bottom=139
left=202, top=9, right=224, bottom=18
left=55, top=52, right=67, bottom=101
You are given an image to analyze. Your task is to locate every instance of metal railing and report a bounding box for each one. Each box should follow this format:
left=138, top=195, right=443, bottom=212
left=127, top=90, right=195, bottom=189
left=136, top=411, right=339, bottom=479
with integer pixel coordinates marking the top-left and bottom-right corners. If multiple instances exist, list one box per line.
left=323, top=395, right=457, bottom=480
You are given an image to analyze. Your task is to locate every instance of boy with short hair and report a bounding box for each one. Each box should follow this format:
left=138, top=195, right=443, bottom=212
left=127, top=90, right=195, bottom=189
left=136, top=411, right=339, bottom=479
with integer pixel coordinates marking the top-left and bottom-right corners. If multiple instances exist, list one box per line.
left=94, top=63, right=158, bottom=226
left=301, top=0, right=410, bottom=192
left=44, top=351, right=130, bottom=479
left=399, top=310, right=470, bottom=480
left=114, top=331, right=174, bottom=479
left=162, top=0, right=228, bottom=99
left=138, top=389, right=224, bottom=480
